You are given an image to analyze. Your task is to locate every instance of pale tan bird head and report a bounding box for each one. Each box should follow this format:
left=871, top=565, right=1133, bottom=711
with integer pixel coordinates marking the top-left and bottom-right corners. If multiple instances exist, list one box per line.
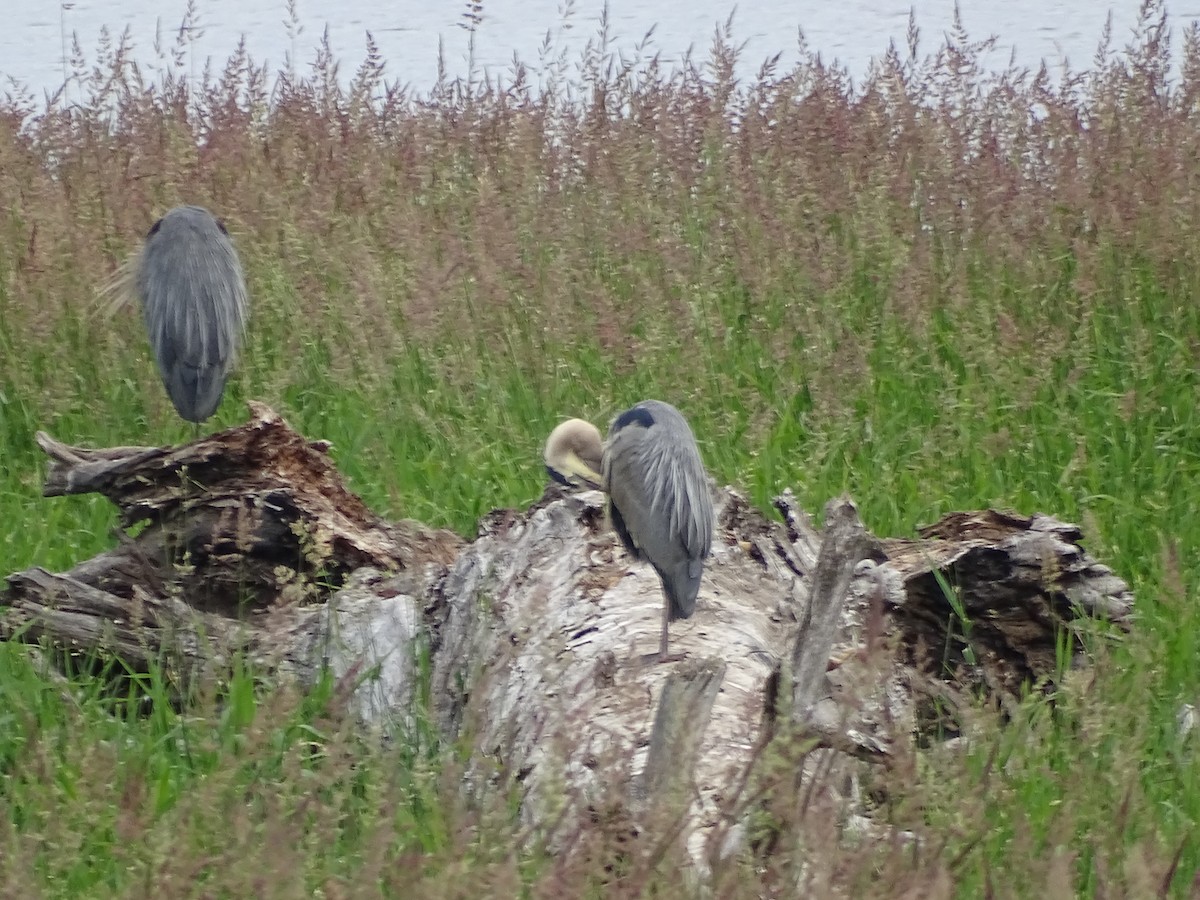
left=544, top=418, right=604, bottom=490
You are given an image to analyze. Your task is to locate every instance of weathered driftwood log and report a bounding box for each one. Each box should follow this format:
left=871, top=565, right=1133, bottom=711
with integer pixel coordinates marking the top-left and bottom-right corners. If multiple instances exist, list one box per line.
left=2, top=404, right=463, bottom=712
left=1, top=406, right=1135, bottom=872
left=428, top=490, right=1133, bottom=869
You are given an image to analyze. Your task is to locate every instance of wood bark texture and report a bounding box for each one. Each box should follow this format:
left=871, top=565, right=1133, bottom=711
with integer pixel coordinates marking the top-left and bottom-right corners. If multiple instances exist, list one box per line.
left=3, top=404, right=463, bottom=710
left=2, top=406, right=1135, bottom=871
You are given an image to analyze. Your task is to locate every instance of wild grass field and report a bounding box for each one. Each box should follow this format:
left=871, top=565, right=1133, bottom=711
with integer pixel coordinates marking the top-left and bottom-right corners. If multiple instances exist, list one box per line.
left=0, top=0, right=1198, bottom=895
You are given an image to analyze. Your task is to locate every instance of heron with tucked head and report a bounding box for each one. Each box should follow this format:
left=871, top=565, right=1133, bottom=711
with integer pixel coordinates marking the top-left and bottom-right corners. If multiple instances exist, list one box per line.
left=106, top=205, right=249, bottom=426
left=545, top=400, right=714, bottom=663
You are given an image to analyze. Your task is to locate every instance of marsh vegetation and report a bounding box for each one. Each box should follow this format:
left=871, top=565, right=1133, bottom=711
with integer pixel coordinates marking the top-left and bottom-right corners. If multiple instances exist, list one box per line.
left=0, top=1, right=1196, bottom=895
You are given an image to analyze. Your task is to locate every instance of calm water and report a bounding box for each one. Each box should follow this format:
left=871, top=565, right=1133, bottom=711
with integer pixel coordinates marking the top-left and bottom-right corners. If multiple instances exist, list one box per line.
left=2, top=1, right=1196, bottom=100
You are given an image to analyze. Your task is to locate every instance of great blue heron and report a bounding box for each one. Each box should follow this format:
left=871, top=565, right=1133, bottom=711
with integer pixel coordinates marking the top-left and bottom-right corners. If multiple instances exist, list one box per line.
left=105, top=205, right=249, bottom=424
left=545, top=400, right=715, bottom=662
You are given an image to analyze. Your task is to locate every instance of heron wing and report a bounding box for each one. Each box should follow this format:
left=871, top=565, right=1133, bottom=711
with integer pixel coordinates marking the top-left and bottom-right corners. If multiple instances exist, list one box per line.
left=605, top=401, right=714, bottom=620
left=139, top=207, right=248, bottom=422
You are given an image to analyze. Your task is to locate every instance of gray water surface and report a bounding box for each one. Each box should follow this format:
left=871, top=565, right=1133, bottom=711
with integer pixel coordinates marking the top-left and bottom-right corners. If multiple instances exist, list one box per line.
left=2, top=1, right=1193, bottom=99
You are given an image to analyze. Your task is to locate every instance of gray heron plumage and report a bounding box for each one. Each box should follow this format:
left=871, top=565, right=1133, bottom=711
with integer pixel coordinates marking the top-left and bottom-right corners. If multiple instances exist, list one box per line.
left=544, top=400, right=714, bottom=662
left=118, top=205, right=249, bottom=424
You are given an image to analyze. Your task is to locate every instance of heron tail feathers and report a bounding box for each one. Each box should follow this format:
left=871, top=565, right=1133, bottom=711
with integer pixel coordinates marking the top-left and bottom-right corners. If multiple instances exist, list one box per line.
left=661, top=557, right=704, bottom=622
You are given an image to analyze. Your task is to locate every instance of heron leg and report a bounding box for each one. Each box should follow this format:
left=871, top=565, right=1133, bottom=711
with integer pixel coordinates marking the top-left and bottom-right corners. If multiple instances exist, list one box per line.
left=636, top=592, right=686, bottom=666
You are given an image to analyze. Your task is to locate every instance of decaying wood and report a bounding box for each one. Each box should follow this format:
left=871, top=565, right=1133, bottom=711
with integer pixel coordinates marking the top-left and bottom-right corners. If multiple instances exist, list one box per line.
left=4, top=404, right=463, bottom=705
left=788, top=498, right=878, bottom=721
left=880, top=509, right=1134, bottom=713
left=640, top=658, right=727, bottom=803
left=31, top=402, right=459, bottom=611
left=1, top=406, right=1135, bottom=874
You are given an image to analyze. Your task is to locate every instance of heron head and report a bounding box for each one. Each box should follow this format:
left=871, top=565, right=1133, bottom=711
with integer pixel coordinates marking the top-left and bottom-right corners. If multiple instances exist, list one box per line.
left=544, top=418, right=604, bottom=490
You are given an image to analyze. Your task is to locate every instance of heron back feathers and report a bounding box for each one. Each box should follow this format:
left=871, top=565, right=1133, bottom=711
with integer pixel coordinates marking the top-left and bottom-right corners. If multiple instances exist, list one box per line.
left=138, top=205, right=248, bottom=423
left=604, top=400, right=714, bottom=619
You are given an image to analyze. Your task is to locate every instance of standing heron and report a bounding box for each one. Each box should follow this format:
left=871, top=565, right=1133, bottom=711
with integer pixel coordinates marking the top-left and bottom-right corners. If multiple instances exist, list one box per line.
left=544, top=400, right=714, bottom=662
left=107, top=205, right=249, bottom=425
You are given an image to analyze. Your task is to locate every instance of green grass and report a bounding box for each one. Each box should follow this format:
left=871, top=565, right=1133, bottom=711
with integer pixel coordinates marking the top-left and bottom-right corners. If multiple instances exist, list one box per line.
left=0, top=642, right=495, bottom=897
left=1, top=1, right=1199, bottom=894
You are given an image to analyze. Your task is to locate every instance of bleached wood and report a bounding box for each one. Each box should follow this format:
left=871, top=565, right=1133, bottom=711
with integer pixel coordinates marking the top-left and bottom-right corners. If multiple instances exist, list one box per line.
left=789, top=497, right=878, bottom=721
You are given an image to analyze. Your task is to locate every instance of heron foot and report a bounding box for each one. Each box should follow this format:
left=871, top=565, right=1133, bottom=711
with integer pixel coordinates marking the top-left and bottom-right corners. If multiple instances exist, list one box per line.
left=637, top=650, right=686, bottom=666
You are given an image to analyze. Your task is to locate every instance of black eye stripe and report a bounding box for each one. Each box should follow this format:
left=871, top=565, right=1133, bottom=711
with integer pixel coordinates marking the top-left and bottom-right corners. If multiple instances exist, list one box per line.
left=612, top=406, right=655, bottom=432
left=147, top=218, right=163, bottom=239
